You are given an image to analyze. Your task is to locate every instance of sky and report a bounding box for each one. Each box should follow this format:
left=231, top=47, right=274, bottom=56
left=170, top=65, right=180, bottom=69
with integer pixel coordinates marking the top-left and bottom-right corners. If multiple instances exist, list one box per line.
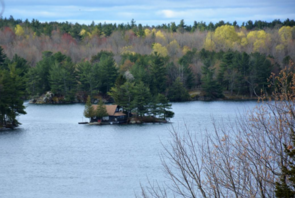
left=2, top=0, right=295, bottom=26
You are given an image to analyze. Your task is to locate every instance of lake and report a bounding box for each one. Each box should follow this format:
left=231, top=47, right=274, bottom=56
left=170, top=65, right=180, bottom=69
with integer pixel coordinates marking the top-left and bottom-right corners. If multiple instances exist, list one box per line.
left=0, top=101, right=258, bottom=198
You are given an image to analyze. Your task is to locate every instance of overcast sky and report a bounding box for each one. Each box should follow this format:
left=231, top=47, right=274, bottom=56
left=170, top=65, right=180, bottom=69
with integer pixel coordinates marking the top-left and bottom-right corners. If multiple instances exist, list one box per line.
left=2, top=0, right=295, bottom=25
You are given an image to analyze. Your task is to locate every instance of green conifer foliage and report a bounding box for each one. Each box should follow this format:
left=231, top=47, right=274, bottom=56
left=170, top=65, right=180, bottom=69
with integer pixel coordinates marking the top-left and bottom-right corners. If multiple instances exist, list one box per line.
left=167, top=77, right=190, bottom=102
left=95, top=100, right=108, bottom=119
left=0, top=63, right=26, bottom=128
left=150, top=52, right=167, bottom=95
left=84, top=96, right=94, bottom=118
left=201, top=59, right=223, bottom=99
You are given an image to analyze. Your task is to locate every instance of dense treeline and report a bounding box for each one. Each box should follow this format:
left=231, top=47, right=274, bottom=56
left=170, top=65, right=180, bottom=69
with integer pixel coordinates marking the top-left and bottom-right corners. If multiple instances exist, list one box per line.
left=1, top=16, right=295, bottom=37
left=0, top=17, right=294, bottom=67
left=0, top=16, right=295, bottom=107
left=8, top=44, right=284, bottom=103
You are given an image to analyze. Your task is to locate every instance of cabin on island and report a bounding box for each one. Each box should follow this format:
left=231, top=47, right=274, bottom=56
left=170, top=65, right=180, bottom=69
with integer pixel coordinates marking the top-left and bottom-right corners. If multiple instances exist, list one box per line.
left=90, top=105, right=127, bottom=124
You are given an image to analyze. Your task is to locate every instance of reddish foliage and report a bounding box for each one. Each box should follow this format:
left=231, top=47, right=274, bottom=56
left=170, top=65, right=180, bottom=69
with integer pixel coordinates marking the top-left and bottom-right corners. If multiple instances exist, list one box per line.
left=3, top=27, right=16, bottom=40
left=4, top=27, right=14, bottom=35
left=98, top=37, right=107, bottom=45
left=61, top=33, right=76, bottom=45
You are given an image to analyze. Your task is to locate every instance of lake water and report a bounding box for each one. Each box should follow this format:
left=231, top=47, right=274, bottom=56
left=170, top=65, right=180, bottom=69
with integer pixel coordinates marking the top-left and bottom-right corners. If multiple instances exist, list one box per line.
left=0, top=101, right=258, bottom=198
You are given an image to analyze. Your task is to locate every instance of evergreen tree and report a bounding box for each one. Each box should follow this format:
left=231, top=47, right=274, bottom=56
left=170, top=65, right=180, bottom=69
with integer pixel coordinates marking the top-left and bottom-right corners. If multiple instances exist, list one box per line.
left=0, top=63, right=26, bottom=128
left=217, top=50, right=234, bottom=90
left=167, top=77, right=190, bottom=102
left=84, top=96, right=94, bottom=118
left=0, top=46, right=7, bottom=69
left=150, top=52, right=167, bottom=95
left=95, top=100, right=108, bottom=119
left=235, top=52, right=250, bottom=95
left=247, top=52, right=272, bottom=97
left=178, top=49, right=196, bottom=89
left=108, top=81, right=135, bottom=115
left=132, top=81, right=151, bottom=118
left=156, top=93, right=174, bottom=119
left=170, top=22, right=177, bottom=32
left=97, top=54, right=118, bottom=94
left=201, top=59, right=223, bottom=99
left=49, top=59, right=76, bottom=101
left=77, top=61, right=98, bottom=97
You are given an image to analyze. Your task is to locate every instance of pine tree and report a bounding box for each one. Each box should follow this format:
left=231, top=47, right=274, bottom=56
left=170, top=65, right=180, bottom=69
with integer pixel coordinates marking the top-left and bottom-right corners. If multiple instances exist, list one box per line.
left=167, top=77, right=190, bottom=102
left=77, top=61, right=97, bottom=98
left=108, top=81, right=135, bottom=115
left=0, top=63, right=26, bottom=128
left=201, top=59, right=223, bottom=99
left=132, top=81, right=151, bottom=118
left=150, top=52, right=167, bottom=95
left=95, top=100, right=108, bottom=119
left=156, top=93, right=174, bottom=119
left=98, top=55, right=118, bottom=94
left=84, top=96, right=94, bottom=118
left=0, top=46, right=7, bottom=69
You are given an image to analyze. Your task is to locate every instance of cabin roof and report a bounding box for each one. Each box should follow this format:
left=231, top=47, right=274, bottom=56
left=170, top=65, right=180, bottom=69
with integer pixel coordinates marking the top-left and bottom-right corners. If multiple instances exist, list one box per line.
left=92, top=104, right=126, bottom=116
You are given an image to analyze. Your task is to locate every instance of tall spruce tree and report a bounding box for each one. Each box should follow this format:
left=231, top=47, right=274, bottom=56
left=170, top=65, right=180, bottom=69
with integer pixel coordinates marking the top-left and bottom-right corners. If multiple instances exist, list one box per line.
left=150, top=52, right=167, bottom=95
left=98, top=54, right=118, bottom=94
left=201, top=59, right=223, bottom=99
left=95, top=100, right=108, bottom=119
left=77, top=61, right=98, bottom=98
left=156, top=93, right=174, bottom=119
left=0, top=63, right=26, bottom=128
left=132, top=81, right=151, bottom=118
left=84, top=96, right=94, bottom=118
left=167, top=77, right=190, bottom=102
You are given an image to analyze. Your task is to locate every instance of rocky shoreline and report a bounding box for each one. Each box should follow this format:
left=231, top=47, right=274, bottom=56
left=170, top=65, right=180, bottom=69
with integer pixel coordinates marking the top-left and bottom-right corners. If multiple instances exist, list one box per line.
left=29, top=91, right=112, bottom=104
left=29, top=91, right=258, bottom=104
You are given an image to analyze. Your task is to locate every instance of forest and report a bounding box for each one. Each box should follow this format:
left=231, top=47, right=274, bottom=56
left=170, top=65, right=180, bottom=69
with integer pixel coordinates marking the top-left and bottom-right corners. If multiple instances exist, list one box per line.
left=0, top=17, right=295, bottom=126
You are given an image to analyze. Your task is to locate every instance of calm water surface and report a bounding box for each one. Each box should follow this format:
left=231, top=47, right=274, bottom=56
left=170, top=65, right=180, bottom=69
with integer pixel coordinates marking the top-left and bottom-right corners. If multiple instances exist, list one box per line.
left=0, top=101, right=258, bottom=198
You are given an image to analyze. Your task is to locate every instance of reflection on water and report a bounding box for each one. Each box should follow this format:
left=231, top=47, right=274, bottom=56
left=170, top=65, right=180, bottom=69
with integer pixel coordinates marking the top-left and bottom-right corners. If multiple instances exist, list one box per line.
left=0, top=101, right=258, bottom=198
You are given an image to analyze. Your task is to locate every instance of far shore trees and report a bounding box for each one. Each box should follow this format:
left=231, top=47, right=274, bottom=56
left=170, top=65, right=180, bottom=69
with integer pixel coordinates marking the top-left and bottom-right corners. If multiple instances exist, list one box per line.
left=1, top=17, right=294, bottom=104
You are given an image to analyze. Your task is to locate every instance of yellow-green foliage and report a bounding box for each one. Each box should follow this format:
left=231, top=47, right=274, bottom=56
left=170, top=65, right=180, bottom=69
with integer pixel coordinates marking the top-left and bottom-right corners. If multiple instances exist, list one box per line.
left=90, top=28, right=100, bottom=38
left=278, top=26, right=292, bottom=44
left=214, top=25, right=239, bottom=48
left=121, top=45, right=135, bottom=55
left=156, top=30, right=166, bottom=41
left=247, top=30, right=270, bottom=51
left=168, top=39, right=180, bottom=49
left=144, top=28, right=151, bottom=36
left=79, top=29, right=87, bottom=36
left=204, top=32, right=216, bottom=50
left=237, top=31, right=246, bottom=37
left=15, top=24, right=24, bottom=36
left=152, top=43, right=168, bottom=57
left=247, top=30, right=268, bottom=41
left=276, top=44, right=285, bottom=51
left=240, top=37, right=248, bottom=46
left=182, top=46, right=190, bottom=55
left=253, top=40, right=266, bottom=52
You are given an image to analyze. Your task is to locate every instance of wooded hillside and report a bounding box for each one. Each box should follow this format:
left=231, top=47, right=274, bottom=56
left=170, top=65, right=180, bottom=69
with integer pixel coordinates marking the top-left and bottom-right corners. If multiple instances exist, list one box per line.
left=0, top=17, right=295, bottom=103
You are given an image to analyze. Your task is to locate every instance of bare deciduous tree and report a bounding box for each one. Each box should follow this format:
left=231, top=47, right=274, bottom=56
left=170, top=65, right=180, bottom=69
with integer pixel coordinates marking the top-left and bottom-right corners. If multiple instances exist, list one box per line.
left=138, top=68, right=295, bottom=198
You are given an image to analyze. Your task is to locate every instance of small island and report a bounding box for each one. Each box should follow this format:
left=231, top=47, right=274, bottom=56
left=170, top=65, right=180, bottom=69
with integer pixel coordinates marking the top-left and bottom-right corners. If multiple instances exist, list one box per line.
left=81, top=93, right=174, bottom=125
